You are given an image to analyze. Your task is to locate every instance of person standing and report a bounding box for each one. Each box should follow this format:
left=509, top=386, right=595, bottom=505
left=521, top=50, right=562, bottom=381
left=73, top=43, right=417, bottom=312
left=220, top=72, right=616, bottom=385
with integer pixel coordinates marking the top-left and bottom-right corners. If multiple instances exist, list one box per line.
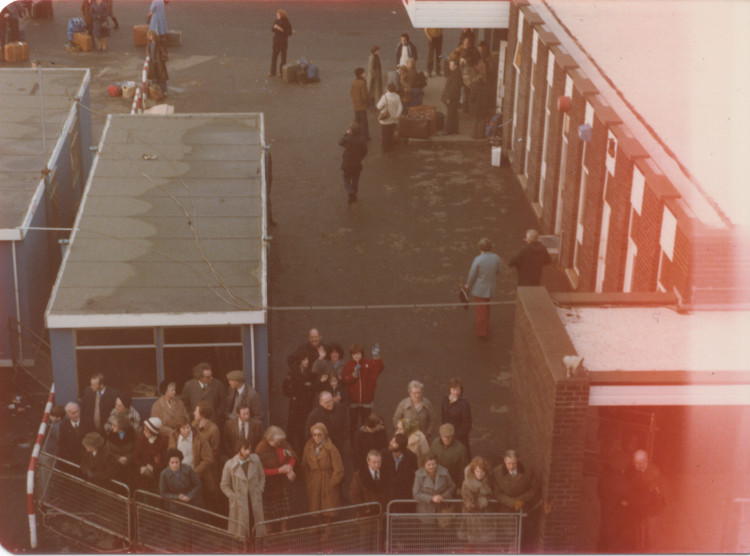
left=424, top=28, right=443, bottom=77
left=395, top=32, right=417, bottom=67
left=255, top=426, right=297, bottom=533
left=349, top=450, right=389, bottom=512
left=224, top=369, right=263, bottom=422
left=509, top=229, right=551, bottom=286
left=440, top=378, right=472, bottom=458
left=221, top=440, right=266, bottom=538
left=159, top=448, right=204, bottom=511
left=461, top=457, right=495, bottom=551
left=147, top=0, right=167, bottom=45
left=224, top=403, right=264, bottom=459
left=430, top=423, right=469, bottom=490
left=367, top=46, right=383, bottom=108
left=59, top=402, right=85, bottom=465
left=181, top=362, right=225, bottom=424
left=491, top=449, right=537, bottom=513
left=80, top=432, right=119, bottom=487
left=133, top=417, right=168, bottom=492
left=341, top=343, right=384, bottom=440
left=151, top=380, right=190, bottom=437
left=301, top=423, right=345, bottom=531
left=380, top=433, right=418, bottom=503
left=80, top=373, right=120, bottom=435
left=413, top=453, right=455, bottom=520
left=286, top=328, right=326, bottom=374
left=269, top=9, right=292, bottom=77
left=304, top=391, right=348, bottom=453
left=392, top=380, right=438, bottom=442
left=338, top=122, right=368, bottom=205
left=146, top=29, right=169, bottom=96
left=351, top=67, right=370, bottom=140
left=376, top=83, right=403, bottom=154
left=442, top=59, right=463, bottom=135
left=282, top=350, right=317, bottom=454
left=464, top=237, right=502, bottom=340
left=351, top=413, right=388, bottom=475
left=621, top=449, right=665, bottom=551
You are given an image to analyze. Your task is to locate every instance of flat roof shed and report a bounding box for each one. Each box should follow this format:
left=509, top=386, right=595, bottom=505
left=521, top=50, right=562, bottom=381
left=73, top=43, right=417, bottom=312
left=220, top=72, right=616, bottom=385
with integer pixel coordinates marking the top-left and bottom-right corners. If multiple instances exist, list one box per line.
left=45, top=114, right=269, bottom=414
left=0, top=68, right=92, bottom=371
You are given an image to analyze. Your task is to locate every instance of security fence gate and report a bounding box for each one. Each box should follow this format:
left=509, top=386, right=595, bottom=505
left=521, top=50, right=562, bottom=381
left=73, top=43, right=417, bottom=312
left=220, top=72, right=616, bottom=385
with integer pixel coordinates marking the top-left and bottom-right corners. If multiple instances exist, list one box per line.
left=34, top=452, right=524, bottom=553
left=386, top=500, right=523, bottom=554
left=253, top=502, right=382, bottom=554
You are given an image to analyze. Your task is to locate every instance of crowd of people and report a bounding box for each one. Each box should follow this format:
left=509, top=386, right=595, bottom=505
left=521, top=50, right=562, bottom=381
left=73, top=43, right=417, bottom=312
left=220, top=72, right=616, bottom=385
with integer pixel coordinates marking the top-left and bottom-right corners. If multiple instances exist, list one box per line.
left=42, top=328, right=539, bottom=546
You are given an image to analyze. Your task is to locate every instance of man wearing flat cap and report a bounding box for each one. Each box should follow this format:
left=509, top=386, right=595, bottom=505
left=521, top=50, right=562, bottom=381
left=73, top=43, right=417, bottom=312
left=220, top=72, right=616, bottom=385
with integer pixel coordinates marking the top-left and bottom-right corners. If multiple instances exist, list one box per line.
left=80, top=431, right=119, bottom=487
left=224, top=370, right=264, bottom=422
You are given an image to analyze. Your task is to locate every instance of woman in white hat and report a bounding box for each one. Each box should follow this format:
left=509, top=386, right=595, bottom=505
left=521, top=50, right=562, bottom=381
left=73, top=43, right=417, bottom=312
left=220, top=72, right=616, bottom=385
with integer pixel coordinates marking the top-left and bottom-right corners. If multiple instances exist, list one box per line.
left=133, top=417, right=168, bottom=492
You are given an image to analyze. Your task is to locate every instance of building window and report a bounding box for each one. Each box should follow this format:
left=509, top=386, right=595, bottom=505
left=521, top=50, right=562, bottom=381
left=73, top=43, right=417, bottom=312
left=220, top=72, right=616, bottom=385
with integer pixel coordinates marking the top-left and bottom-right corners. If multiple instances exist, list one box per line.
left=74, top=325, right=247, bottom=398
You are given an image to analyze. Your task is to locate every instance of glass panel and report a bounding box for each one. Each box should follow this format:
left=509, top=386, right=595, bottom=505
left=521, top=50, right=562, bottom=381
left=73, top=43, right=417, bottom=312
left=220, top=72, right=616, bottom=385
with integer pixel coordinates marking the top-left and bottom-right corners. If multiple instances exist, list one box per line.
left=163, top=326, right=241, bottom=345
left=76, top=328, right=155, bottom=347
left=76, top=348, right=158, bottom=398
left=162, top=345, right=243, bottom=394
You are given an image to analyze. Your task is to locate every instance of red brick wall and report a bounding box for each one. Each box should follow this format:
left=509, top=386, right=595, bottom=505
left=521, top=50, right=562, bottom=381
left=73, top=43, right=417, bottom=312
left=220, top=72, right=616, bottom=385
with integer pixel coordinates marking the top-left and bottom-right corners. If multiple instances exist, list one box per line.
left=539, top=57, right=566, bottom=233
left=575, top=113, right=607, bottom=290
left=511, top=287, right=589, bottom=552
left=557, top=89, right=586, bottom=270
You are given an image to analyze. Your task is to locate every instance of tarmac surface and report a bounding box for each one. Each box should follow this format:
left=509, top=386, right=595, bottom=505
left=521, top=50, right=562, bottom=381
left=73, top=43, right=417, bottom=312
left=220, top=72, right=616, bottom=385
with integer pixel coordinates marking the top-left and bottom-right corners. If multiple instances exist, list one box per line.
left=0, top=1, right=572, bottom=552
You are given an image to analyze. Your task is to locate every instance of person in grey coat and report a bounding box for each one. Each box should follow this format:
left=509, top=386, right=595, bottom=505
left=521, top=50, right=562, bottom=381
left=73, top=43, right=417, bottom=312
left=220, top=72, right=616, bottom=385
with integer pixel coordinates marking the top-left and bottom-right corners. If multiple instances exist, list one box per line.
left=464, top=237, right=502, bottom=340
left=159, top=448, right=204, bottom=512
left=413, top=453, right=456, bottom=522
left=367, top=46, right=383, bottom=108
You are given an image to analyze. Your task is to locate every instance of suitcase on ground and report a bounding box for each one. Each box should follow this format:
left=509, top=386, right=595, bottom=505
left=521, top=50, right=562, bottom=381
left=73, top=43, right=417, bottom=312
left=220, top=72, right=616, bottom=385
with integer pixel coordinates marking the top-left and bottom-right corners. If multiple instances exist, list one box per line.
left=306, top=64, right=320, bottom=82
left=4, top=42, right=29, bottom=62
left=165, top=30, right=181, bottom=46
left=133, top=24, right=149, bottom=46
left=408, top=105, right=437, bottom=133
left=398, top=115, right=432, bottom=140
left=73, top=32, right=93, bottom=52
left=282, top=63, right=299, bottom=83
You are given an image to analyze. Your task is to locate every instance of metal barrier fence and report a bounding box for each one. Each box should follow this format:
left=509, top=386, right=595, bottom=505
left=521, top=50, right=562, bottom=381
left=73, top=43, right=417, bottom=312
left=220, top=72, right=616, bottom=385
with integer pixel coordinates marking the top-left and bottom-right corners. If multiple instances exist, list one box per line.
left=253, top=502, right=382, bottom=554
left=133, top=489, right=247, bottom=553
left=34, top=452, right=132, bottom=552
left=386, top=500, right=523, bottom=554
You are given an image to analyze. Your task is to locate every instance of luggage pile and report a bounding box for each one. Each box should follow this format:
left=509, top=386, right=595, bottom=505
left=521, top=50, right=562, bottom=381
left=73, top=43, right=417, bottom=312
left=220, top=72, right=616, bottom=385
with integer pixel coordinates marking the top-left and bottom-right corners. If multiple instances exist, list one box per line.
left=282, top=58, right=320, bottom=84
left=399, top=105, right=445, bottom=140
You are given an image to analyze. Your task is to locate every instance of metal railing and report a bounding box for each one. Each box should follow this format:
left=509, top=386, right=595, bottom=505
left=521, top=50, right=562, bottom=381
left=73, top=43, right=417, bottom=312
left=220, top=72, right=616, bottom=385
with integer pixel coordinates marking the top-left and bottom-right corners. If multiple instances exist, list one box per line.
left=253, top=502, right=382, bottom=554
left=133, top=489, right=247, bottom=553
left=34, top=452, right=132, bottom=552
left=386, top=499, right=523, bottom=554
left=7, top=317, right=54, bottom=390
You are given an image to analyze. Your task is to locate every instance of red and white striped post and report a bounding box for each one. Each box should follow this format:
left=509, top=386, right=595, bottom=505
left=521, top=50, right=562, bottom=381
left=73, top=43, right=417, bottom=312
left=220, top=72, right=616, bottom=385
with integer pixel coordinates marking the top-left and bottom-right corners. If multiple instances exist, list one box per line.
left=130, top=86, right=141, bottom=115
left=140, top=55, right=150, bottom=114
left=27, top=384, right=55, bottom=549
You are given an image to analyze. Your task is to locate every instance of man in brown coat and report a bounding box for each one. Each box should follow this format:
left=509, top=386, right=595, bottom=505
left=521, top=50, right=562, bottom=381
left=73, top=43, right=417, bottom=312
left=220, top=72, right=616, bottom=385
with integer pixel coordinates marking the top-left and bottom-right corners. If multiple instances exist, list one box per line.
left=224, top=403, right=264, bottom=458
left=351, top=67, right=370, bottom=140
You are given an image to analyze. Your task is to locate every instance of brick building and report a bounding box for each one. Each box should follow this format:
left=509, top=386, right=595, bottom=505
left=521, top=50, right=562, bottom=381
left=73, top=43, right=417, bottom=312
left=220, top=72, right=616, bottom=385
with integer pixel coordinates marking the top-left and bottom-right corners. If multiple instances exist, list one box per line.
left=512, top=287, right=750, bottom=552
left=501, top=0, right=750, bottom=304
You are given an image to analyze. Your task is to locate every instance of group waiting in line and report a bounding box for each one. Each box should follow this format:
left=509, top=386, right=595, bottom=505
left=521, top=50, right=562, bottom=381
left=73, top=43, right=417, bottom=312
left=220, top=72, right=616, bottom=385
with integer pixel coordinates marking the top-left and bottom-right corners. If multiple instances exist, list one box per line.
left=43, top=328, right=535, bottom=544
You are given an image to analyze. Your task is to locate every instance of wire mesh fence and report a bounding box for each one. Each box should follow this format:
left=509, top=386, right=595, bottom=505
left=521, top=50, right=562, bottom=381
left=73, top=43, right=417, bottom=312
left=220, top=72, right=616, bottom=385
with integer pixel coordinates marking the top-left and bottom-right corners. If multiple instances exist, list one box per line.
left=133, top=489, right=247, bottom=553
left=386, top=500, right=523, bottom=554
left=34, top=453, right=131, bottom=552
left=253, top=502, right=382, bottom=554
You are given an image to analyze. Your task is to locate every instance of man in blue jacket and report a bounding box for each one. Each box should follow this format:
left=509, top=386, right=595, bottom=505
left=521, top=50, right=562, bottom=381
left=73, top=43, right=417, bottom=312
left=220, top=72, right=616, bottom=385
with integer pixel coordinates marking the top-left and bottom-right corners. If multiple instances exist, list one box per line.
left=464, top=237, right=502, bottom=340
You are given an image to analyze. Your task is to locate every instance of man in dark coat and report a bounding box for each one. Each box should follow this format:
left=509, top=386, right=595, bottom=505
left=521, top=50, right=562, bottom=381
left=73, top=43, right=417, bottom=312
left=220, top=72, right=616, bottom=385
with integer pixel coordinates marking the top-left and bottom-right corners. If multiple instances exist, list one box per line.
left=380, top=433, right=418, bottom=503
left=441, top=59, right=462, bottom=135
left=304, top=391, right=348, bottom=453
left=508, top=229, right=552, bottom=286
left=80, top=373, right=120, bottom=434
left=286, top=328, right=326, bottom=373
left=349, top=450, right=389, bottom=514
left=395, top=32, right=418, bottom=66
left=59, top=402, right=85, bottom=465
left=339, top=121, right=368, bottom=204
left=224, top=370, right=263, bottom=422
left=491, top=449, right=537, bottom=512
left=181, top=362, right=226, bottom=424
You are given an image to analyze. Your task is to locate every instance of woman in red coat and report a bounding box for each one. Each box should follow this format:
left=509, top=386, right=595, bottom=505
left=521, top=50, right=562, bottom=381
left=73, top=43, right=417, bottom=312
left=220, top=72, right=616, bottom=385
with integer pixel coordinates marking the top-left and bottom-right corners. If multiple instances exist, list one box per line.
left=341, top=343, right=384, bottom=442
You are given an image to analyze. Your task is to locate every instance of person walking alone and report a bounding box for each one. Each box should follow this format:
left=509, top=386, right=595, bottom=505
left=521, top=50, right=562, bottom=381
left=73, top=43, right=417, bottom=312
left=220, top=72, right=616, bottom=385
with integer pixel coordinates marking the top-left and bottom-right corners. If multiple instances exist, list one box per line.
left=338, top=122, right=368, bottom=205
left=464, top=237, right=502, bottom=340
left=509, top=229, right=551, bottom=286
left=269, top=9, right=292, bottom=77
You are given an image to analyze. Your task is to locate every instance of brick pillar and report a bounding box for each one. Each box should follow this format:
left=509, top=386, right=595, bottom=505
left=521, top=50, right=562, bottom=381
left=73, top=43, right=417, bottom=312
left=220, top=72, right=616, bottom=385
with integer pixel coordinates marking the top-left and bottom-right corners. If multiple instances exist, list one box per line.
left=543, top=377, right=590, bottom=551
